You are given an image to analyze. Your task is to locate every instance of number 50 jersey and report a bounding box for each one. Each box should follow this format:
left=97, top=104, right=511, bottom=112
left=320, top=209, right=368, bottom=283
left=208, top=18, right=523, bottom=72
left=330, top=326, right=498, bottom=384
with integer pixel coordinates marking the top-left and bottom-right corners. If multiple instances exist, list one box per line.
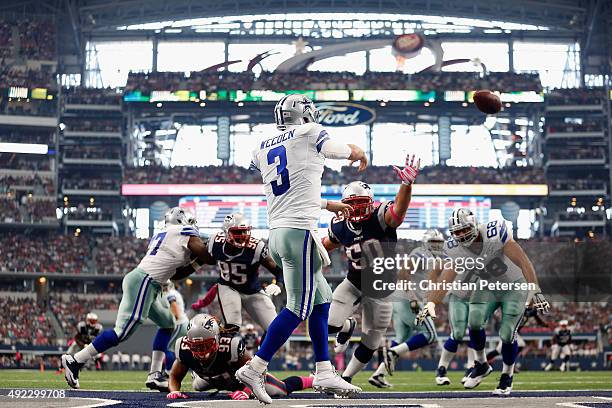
left=250, top=122, right=331, bottom=231
left=208, top=232, right=268, bottom=295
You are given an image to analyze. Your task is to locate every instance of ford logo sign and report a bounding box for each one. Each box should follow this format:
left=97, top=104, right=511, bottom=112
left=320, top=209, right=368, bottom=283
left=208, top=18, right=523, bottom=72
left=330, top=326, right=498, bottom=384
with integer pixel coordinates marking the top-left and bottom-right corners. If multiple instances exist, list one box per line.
left=316, top=102, right=376, bottom=127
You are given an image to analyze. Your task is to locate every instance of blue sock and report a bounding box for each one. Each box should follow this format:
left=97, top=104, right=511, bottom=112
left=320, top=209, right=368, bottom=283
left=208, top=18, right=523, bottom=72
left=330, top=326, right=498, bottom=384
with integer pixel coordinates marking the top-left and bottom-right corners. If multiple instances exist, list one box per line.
left=153, top=328, right=173, bottom=351
left=92, top=329, right=119, bottom=353
left=406, top=333, right=429, bottom=351
left=469, top=328, right=486, bottom=351
left=391, top=340, right=399, bottom=347
left=444, top=337, right=459, bottom=353
left=165, top=351, right=176, bottom=371
left=257, top=308, right=302, bottom=362
left=308, top=303, right=330, bottom=362
left=501, top=341, right=518, bottom=366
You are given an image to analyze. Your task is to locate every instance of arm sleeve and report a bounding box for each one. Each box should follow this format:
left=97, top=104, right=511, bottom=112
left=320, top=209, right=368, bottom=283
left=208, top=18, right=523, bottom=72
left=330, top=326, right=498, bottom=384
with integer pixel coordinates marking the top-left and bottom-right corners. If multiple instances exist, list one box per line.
left=498, top=219, right=512, bottom=244
left=249, top=149, right=260, bottom=172
left=320, top=137, right=351, bottom=159
left=327, top=223, right=341, bottom=244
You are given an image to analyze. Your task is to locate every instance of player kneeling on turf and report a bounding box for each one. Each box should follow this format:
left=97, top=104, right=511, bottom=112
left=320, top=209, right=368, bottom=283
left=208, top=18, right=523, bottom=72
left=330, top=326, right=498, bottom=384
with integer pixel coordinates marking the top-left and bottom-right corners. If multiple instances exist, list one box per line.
left=166, top=314, right=313, bottom=400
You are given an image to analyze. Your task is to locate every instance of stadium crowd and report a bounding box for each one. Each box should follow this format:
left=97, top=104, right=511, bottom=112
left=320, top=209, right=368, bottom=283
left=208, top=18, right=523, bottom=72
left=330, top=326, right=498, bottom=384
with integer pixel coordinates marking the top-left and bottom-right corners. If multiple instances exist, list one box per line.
left=0, top=174, right=54, bottom=196
left=125, top=70, right=542, bottom=93
left=50, top=294, right=120, bottom=340
left=0, top=196, right=56, bottom=224
left=124, top=164, right=546, bottom=185
left=0, top=154, right=52, bottom=171
left=62, top=175, right=120, bottom=191
left=63, top=145, right=121, bottom=160
left=547, top=146, right=607, bottom=160
left=63, top=87, right=122, bottom=106
left=547, top=88, right=607, bottom=106
left=62, top=119, right=122, bottom=133
left=0, top=297, right=55, bottom=346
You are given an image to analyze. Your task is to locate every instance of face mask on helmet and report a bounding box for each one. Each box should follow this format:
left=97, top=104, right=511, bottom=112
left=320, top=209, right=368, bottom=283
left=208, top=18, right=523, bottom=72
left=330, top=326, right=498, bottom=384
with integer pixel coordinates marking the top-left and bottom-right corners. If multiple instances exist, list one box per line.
left=450, top=224, right=478, bottom=246
left=341, top=196, right=374, bottom=223
left=227, top=226, right=252, bottom=248
left=86, top=313, right=98, bottom=326
left=185, top=337, right=219, bottom=362
left=425, top=239, right=445, bottom=255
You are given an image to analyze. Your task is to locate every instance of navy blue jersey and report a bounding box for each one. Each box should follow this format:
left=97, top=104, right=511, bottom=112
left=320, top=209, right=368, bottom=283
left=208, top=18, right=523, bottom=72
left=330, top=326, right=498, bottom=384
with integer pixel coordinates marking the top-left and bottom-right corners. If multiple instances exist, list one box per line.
left=243, top=332, right=259, bottom=350
left=75, top=321, right=103, bottom=345
left=328, top=202, right=397, bottom=290
left=208, top=232, right=268, bottom=295
left=554, top=328, right=572, bottom=346
left=175, top=331, right=245, bottom=391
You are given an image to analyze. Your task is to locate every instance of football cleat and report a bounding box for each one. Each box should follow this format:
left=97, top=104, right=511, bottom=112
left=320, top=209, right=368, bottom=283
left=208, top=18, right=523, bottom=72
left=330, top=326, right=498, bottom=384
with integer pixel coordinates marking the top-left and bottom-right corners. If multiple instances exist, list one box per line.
left=492, top=373, right=513, bottom=396
left=435, top=366, right=451, bottom=386
left=334, top=317, right=356, bottom=354
left=146, top=371, right=170, bottom=392
left=61, top=354, right=84, bottom=389
left=313, top=368, right=362, bottom=398
left=384, top=348, right=399, bottom=376
left=235, top=363, right=272, bottom=404
left=544, top=362, right=553, bottom=371
left=461, top=367, right=473, bottom=384
left=463, top=361, right=493, bottom=389
left=369, top=373, right=393, bottom=388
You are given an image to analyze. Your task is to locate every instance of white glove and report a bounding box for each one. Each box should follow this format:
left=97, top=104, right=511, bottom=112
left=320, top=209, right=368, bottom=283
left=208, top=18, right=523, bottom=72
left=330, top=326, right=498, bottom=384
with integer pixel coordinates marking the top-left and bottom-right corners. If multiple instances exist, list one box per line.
left=415, top=301, right=436, bottom=325
left=265, top=283, right=281, bottom=297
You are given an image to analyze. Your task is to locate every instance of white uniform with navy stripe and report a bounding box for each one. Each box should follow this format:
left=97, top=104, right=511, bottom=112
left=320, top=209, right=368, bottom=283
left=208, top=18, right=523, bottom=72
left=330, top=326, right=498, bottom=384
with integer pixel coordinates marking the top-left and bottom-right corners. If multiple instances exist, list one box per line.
left=251, top=122, right=339, bottom=319
left=112, top=225, right=198, bottom=341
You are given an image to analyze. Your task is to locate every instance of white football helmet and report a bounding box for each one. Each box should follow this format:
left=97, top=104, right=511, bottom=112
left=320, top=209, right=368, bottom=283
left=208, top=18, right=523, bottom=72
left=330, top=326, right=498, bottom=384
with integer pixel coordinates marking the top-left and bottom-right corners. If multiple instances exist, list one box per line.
left=274, top=94, right=320, bottom=130
left=423, top=229, right=445, bottom=256
left=86, top=312, right=98, bottom=326
left=185, top=314, right=220, bottom=362
left=165, top=207, right=196, bottom=227
left=448, top=208, right=478, bottom=246
left=223, top=213, right=252, bottom=248
left=342, top=181, right=374, bottom=222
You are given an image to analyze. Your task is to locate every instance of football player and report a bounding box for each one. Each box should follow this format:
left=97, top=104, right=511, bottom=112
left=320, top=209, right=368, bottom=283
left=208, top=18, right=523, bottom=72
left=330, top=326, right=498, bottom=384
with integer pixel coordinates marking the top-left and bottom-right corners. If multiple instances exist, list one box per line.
left=66, top=313, right=103, bottom=368
left=61, top=207, right=214, bottom=391
left=163, top=281, right=189, bottom=372
left=322, top=154, right=420, bottom=385
left=243, top=323, right=260, bottom=353
left=369, top=229, right=443, bottom=388
left=202, top=213, right=283, bottom=333
left=545, top=320, right=572, bottom=372
left=239, top=93, right=367, bottom=403
left=417, top=208, right=550, bottom=396
left=166, top=314, right=313, bottom=400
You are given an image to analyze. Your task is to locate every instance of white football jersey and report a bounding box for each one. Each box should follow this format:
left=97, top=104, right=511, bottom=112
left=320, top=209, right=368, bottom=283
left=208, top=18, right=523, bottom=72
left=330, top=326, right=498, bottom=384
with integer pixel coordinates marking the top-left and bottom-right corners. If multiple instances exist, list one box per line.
left=251, top=122, right=330, bottom=230
left=444, top=218, right=523, bottom=290
left=167, top=289, right=189, bottom=324
left=137, top=224, right=198, bottom=283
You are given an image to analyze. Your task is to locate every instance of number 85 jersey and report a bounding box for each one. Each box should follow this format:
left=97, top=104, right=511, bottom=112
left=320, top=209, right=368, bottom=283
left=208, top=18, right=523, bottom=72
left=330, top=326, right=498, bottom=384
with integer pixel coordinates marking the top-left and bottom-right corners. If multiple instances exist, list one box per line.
left=208, top=232, right=268, bottom=295
left=445, top=218, right=523, bottom=284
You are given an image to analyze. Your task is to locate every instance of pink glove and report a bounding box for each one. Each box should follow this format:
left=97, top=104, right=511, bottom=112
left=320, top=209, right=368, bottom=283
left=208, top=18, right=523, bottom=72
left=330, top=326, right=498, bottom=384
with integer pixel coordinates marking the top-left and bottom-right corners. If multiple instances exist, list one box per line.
left=230, top=390, right=250, bottom=400
left=166, top=391, right=189, bottom=399
left=392, top=154, right=420, bottom=185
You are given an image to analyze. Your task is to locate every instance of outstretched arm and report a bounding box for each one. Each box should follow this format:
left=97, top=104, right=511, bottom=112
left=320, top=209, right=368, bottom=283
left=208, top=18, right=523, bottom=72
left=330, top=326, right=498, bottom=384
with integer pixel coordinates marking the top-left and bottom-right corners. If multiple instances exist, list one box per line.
left=384, top=154, right=420, bottom=228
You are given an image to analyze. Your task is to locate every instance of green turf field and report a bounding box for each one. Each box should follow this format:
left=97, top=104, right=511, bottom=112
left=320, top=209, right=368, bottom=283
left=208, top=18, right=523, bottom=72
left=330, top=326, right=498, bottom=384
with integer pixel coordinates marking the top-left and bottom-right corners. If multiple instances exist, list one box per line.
left=0, top=370, right=610, bottom=392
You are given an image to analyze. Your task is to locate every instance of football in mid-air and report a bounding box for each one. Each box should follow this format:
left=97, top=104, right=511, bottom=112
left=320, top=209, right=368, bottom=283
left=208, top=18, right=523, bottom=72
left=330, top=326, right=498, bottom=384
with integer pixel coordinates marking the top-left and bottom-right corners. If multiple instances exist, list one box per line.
left=473, top=90, right=502, bottom=114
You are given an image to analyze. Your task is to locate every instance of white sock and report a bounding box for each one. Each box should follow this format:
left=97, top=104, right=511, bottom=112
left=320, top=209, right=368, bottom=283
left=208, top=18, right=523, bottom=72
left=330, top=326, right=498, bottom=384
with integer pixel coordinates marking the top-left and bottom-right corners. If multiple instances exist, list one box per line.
left=372, top=362, right=388, bottom=377
left=467, top=347, right=476, bottom=368
left=150, top=350, right=165, bottom=373
left=438, top=348, right=455, bottom=369
left=475, top=348, right=486, bottom=363
left=315, top=360, right=333, bottom=373
left=343, top=355, right=367, bottom=378
left=250, top=355, right=269, bottom=374
left=502, top=362, right=514, bottom=375
left=74, top=344, right=98, bottom=364
left=391, top=342, right=409, bottom=356
left=340, top=319, right=351, bottom=333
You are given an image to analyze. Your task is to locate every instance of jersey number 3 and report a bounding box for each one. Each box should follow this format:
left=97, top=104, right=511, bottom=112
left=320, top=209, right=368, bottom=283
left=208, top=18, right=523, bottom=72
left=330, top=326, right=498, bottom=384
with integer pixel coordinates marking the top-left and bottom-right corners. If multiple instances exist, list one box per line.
left=267, top=145, right=290, bottom=196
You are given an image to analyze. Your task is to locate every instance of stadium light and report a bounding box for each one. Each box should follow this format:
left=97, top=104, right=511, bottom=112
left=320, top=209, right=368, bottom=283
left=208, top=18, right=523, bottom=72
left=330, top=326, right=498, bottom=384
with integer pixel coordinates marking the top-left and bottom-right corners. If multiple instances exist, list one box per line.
left=0, top=142, right=48, bottom=155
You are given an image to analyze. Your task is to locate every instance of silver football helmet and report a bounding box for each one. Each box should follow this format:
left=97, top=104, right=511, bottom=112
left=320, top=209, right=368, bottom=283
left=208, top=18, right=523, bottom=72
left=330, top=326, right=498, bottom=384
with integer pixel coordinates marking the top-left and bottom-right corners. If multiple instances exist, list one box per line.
left=165, top=207, right=196, bottom=227
left=185, top=314, right=220, bottom=362
left=86, top=312, right=98, bottom=326
left=448, top=208, right=478, bottom=246
left=223, top=213, right=252, bottom=248
left=274, top=94, right=320, bottom=130
left=423, top=229, right=445, bottom=256
left=342, top=181, right=374, bottom=223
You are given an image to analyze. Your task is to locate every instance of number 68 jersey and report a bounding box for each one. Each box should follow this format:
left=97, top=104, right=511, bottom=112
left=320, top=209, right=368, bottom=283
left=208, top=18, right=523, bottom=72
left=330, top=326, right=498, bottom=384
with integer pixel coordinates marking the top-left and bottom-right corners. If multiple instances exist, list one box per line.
left=207, top=232, right=268, bottom=295
left=444, top=219, right=523, bottom=285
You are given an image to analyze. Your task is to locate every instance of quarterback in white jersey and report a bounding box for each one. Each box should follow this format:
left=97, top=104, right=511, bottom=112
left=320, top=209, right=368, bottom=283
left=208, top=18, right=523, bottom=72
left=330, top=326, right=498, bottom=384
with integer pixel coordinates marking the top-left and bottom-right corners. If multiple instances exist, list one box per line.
left=417, top=208, right=550, bottom=395
left=62, top=207, right=213, bottom=391
left=237, top=94, right=368, bottom=403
